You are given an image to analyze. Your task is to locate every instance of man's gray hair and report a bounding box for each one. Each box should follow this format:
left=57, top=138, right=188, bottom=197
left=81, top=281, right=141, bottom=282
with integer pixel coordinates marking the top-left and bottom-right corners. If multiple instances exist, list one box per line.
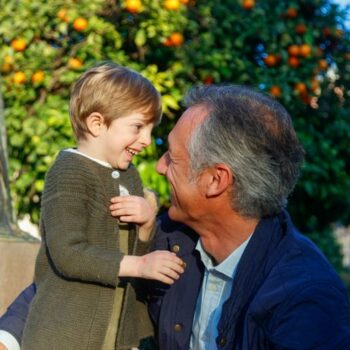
left=185, top=85, right=304, bottom=219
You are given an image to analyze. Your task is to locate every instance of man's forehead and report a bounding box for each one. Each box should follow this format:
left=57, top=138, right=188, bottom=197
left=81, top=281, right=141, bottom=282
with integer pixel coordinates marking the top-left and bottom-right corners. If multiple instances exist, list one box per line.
left=168, top=105, right=209, bottom=145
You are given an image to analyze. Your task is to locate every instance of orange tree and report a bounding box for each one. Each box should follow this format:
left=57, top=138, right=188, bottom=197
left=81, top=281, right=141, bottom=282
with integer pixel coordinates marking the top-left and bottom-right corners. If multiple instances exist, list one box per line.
left=0, top=0, right=349, bottom=269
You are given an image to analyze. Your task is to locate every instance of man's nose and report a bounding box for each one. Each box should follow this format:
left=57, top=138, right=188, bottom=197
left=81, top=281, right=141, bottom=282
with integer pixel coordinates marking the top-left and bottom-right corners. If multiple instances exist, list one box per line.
left=156, top=153, right=167, bottom=175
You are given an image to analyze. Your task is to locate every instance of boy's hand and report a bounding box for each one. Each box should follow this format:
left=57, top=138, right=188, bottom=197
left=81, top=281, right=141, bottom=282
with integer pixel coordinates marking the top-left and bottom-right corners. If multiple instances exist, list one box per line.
left=110, top=195, right=155, bottom=229
left=0, top=343, right=8, bottom=350
left=119, top=251, right=185, bottom=285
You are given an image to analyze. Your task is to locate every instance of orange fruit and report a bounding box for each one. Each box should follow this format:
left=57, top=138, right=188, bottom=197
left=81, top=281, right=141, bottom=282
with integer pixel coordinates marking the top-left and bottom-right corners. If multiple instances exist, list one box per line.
left=125, top=0, right=142, bottom=13
left=269, top=86, right=281, bottom=98
left=286, top=8, right=298, bottom=18
left=299, top=44, right=312, bottom=58
left=13, top=71, right=26, bottom=84
left=57, top=9, right=69, bottom=22
left=1, top=63, right=12, bottom=73
left=264, top=54, right=278, bottom=67
left=68, top=57, right=83, bottom=69
left=164, top=0, right=181, bottom=10
left=1, top=56, right=13, bottom=73
left=300, top=93, right=311, bottom=105
left=31, top=70, right=45, bottom=83
left=169, top=32, right=184, bottom=46
left=3, top=55, right=14, bottom=64
left=73, top=17, right=88, bottom=32
left=163, top=38, right=173, bottom=47
left=180, top=0, right=190, bottom=3
left=242, top=0, right=255, bottom=10
left=203, top=76, right=214, bottom=85
left=288, top=45, right=300, bottom=56
left=322, top=27, right=332, bottom=37
left=11, top=38, right=27, bottom=52
left=295, top=23, right=307, bottom=35
left=316, top=47, right=323, bottom=57
left=318, top=59, right=328, bottom=70
left=288, top=56, right=300, bottom=68
left=294, top=82, right=307, bottom=95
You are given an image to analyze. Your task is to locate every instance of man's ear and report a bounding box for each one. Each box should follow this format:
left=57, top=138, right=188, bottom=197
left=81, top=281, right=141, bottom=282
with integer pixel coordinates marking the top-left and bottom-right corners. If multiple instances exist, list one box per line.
left=205, top=164, right=233, bottom=198
left=86, top=112, right=105, bottom=137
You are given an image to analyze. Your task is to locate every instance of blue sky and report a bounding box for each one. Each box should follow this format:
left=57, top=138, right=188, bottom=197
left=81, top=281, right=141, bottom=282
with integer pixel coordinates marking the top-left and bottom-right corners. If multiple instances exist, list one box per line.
left=334, top=0, right=350, bottom=27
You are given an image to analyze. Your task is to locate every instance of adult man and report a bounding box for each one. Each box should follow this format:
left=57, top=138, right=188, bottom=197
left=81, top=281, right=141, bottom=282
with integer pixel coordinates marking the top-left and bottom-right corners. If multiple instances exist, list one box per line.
left=1, top=85, right=350, bottom=349
left=145, top=85, right=350, bottom=349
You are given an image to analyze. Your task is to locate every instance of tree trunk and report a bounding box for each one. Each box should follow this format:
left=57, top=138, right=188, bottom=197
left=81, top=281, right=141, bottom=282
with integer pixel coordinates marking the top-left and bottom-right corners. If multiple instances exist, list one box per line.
left=0, top=84, right=40, bottom=315
left=0, top=85, right=31, bottom=239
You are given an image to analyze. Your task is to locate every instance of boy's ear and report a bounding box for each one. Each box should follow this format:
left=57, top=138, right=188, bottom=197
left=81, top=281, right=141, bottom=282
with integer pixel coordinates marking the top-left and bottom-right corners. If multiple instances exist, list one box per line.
left=86, top=112, right=105, bottom=137
left=204, top=163, right=233, bottom=198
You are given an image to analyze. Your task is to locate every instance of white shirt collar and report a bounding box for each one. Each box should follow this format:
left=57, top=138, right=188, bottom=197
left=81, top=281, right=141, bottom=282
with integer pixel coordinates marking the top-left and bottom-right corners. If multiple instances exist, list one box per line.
left=65, top=148, right=112, bottom=168
left=195, top=234, right=252, bottom=279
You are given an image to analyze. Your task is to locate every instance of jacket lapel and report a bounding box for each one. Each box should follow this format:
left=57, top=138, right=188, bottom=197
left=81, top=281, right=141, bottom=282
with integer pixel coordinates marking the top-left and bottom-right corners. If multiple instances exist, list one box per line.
left=216, top=211, right=289, bottom=348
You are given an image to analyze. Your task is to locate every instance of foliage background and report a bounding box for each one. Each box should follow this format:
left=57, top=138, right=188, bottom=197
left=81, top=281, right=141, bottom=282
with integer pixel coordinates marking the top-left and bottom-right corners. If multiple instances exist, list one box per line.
left=0, top=0, right=349, bottom=270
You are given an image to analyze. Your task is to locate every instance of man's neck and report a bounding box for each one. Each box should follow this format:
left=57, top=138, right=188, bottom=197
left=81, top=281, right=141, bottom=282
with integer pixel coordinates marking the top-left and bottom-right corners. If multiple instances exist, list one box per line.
left=190, top=209, right=258, bottom=264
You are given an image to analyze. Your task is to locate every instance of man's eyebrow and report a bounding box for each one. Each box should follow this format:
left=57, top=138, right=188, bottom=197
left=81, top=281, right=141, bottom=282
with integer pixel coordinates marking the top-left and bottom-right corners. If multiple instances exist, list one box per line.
left=166, top=137, right=171, bottom=151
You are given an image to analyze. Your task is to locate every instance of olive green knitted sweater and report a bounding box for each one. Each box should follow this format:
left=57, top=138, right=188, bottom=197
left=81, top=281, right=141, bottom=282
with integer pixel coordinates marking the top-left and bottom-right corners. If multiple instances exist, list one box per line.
left=22, top=150, right=154, bottom=350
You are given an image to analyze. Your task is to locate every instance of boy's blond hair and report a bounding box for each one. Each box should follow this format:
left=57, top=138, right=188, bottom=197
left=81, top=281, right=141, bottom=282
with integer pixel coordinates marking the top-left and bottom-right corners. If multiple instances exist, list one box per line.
left=69, top=62, right=162, bottom=140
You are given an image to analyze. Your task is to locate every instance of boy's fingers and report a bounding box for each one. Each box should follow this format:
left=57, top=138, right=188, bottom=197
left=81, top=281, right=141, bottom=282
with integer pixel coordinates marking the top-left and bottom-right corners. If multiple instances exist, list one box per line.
left=119, top=215, right=139, bottom=222
left=160, top=267, right=181, bottom=280
left=167, top=262, right=185, bottom=274
left=158, top=275, right=175, bottom=285
left=111, top=195, right=139, bottom=203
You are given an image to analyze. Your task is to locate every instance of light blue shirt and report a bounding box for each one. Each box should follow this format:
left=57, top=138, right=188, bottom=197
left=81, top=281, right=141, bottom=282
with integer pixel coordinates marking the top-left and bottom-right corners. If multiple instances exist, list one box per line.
left=190, top=236, right=251, bottom=350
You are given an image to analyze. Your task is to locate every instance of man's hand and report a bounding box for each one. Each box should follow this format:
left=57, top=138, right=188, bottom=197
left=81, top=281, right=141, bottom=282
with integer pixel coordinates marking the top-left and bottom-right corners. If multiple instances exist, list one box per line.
left=0, top=342, right=9, bottom=350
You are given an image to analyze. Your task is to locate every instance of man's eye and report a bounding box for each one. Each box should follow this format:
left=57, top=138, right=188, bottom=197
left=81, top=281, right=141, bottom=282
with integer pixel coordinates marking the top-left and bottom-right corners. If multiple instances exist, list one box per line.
left=165, top=151, right=172, bottom=162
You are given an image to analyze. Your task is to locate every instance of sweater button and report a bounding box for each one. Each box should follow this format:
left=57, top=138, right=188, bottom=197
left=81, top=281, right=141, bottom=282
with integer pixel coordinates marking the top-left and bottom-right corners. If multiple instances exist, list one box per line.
left=111, top=170, right=120, bottom=179
left=174, top=323, right=182, bottom=332
left=171, top=244, right=180, bottom=253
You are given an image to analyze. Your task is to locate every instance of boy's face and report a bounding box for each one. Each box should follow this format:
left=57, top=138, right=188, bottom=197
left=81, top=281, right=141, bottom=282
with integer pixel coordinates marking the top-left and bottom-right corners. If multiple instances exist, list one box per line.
left=101, top=112, right=154, bottom=169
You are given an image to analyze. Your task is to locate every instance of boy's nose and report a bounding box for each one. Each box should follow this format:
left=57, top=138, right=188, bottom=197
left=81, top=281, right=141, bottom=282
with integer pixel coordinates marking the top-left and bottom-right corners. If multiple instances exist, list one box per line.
left=139, top=130, right=152, bottom=147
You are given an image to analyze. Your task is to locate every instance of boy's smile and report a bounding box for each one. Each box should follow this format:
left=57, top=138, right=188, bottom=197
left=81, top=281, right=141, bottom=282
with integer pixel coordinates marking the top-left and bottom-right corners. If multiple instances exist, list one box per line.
left=101, top=112, right=154, bottom=169
left=76, top=111, right=154, bottom=170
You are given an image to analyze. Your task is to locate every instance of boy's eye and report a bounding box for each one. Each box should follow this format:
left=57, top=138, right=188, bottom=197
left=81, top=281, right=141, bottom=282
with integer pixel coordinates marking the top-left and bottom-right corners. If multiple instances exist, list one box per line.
left=134, top=124, right=143, bottom=130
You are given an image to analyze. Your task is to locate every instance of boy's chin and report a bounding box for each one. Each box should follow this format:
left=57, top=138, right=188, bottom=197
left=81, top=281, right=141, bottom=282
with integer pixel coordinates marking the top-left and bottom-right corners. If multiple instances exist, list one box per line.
left=114, top=161, right=131, bottom=170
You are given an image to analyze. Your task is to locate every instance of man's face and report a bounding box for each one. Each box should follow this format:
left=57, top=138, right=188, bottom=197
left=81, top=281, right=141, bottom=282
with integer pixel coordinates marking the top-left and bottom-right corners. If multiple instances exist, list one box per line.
left=156, top=105, right=208, bottom=224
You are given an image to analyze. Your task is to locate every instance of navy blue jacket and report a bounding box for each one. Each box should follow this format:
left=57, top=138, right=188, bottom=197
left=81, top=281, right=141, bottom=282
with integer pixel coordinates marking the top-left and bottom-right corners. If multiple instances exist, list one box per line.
left=149, top=211, right=350, bottom=349
left=0, top=283, right=36, bottom=345
left=1, top=211, right=350, bottom=349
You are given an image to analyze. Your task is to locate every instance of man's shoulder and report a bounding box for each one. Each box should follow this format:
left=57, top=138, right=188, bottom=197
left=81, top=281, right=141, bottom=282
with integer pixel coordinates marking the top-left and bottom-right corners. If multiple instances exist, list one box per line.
left=247, top=225, right=350, bottom=347
left=280, top=224, right=341, bottom=284
left=154, top=212, right=199, bottom=251
left=250, top=221, right=349, bottom=321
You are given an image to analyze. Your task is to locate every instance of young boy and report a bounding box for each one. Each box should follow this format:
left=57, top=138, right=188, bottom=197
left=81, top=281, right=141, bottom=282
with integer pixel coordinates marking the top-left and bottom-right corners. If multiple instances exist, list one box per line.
left=21, top=62, right=184, bottom=350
